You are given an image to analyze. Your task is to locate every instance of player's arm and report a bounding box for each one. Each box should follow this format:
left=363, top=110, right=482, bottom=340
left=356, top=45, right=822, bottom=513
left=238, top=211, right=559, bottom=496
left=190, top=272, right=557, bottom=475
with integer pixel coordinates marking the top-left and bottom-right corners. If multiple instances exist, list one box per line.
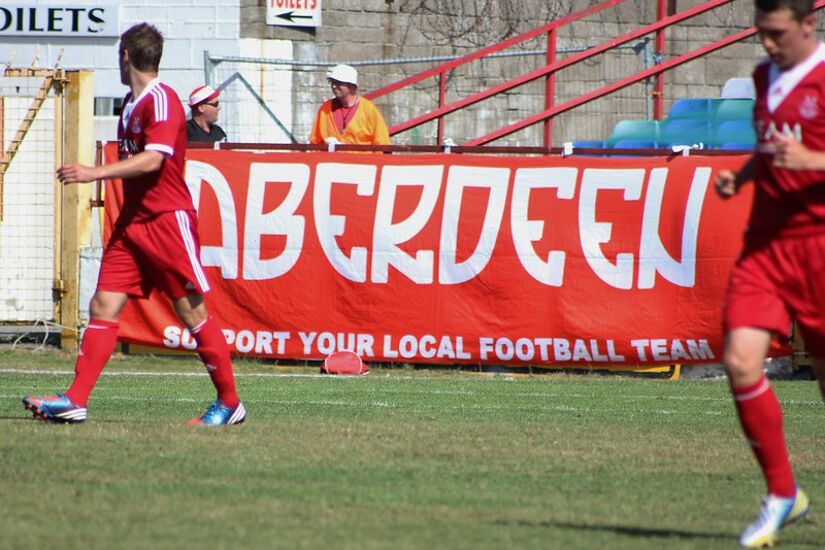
left=772, top=132, right=825, bottom=170
left=57, top=151, right=164, bottom=185
left=715, top=156, right=755, bottom=199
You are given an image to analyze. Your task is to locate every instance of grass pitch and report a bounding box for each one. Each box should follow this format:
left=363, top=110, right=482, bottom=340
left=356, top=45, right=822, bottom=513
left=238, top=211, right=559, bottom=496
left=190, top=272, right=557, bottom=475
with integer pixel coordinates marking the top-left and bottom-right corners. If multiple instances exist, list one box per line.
left=0, top=346, right=823, bottom=549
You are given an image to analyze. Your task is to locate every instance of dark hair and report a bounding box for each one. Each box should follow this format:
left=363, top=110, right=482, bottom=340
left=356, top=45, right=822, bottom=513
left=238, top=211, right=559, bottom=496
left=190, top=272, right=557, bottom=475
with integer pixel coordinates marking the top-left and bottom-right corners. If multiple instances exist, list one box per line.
left=119, top=23, right=163, bottom=73
left=755, top=0, right=814, bottom=21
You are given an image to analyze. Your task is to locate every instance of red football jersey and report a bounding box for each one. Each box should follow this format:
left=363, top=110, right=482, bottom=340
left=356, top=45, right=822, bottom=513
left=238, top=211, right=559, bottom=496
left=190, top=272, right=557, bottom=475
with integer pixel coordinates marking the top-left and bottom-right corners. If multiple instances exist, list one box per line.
left=750, top=43, right=825, bottom=240
left=116, top=78, right=192, bottom=225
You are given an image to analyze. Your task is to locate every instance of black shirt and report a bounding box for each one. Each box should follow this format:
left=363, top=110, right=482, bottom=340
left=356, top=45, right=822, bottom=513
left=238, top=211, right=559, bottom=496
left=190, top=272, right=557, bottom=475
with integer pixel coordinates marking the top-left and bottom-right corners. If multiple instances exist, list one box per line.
left=186, top=118, right=227, bottom=143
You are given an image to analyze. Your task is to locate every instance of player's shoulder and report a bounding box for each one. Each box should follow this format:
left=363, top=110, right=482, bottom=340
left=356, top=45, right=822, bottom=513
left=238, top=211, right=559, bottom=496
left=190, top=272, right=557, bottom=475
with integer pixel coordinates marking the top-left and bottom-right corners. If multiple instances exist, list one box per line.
left=149, top=82, right=183, bottom=107
left=145, top=81, right=184, bottom=121
left=156, top=81, right=183, bottom=101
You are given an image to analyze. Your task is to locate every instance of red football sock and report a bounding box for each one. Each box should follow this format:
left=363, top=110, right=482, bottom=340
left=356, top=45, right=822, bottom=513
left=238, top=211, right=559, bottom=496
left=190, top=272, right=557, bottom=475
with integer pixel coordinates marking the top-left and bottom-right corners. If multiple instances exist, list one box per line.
left=65, top=319, right=119, bottom=407
left=191, top=317, right=239, bottom=408
left=731, top=375, right=796, bottom=498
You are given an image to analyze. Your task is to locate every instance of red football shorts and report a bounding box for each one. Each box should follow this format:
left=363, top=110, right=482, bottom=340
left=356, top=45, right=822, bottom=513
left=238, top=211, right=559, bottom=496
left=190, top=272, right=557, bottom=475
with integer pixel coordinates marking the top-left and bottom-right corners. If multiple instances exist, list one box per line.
left=723, top=231, right=825, bottom=356
left=97, top=210, right=211, bottom=301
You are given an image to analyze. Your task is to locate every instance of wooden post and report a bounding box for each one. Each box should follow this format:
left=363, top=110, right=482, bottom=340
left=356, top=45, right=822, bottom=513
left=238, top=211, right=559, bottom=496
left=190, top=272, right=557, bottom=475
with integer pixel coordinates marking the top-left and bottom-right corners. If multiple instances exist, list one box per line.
left=59, top=70, right=94, bottom=351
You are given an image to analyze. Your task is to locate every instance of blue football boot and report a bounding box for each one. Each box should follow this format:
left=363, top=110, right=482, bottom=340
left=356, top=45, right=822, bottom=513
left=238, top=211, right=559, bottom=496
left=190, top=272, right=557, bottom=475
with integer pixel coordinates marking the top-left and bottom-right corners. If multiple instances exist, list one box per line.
left=22, top=394, right=87, bottom=424
left=187, top=400, right=246, bottom=426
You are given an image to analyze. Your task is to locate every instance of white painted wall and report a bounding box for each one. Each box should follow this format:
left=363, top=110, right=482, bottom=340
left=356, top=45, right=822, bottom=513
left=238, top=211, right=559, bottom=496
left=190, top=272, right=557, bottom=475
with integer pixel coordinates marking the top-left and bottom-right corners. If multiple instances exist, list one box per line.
left=0, top=1, right=296, bottom=321
left=0, top=0, right=295, bottom=141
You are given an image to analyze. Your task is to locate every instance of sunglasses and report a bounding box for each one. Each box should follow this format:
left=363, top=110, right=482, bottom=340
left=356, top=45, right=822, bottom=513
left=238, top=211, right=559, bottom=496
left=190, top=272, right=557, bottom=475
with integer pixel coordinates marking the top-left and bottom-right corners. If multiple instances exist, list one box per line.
left=204, top=101, right=219, bottom=107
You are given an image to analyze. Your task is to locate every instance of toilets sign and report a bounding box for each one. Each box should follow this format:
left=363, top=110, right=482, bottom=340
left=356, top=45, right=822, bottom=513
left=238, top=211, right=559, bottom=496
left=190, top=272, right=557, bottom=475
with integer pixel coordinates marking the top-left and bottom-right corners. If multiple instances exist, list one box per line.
left=267, top=0, right=322, bottom=28
left=0, top=4, right=119, bottom=37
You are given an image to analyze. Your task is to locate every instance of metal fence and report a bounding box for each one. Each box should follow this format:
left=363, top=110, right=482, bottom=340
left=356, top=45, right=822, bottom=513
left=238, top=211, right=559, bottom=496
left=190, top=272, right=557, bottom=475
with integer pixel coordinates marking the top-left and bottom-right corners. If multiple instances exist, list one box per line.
left=204, top=41, right=656, bottom=147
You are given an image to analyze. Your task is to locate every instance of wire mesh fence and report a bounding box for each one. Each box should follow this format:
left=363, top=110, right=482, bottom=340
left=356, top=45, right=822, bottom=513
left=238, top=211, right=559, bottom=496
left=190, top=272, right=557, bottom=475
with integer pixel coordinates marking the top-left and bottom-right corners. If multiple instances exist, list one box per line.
left=206, top=41, right=657, bottom=147
left=0, top=68, right=62, bottom=322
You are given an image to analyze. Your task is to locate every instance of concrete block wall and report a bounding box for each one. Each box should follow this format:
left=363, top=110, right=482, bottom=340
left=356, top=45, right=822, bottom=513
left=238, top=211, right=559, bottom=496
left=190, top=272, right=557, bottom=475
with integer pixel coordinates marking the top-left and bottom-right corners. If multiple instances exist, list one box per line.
left=2, top=0, right=821, bottom=145
left=239, top=0, right=793, bottom=146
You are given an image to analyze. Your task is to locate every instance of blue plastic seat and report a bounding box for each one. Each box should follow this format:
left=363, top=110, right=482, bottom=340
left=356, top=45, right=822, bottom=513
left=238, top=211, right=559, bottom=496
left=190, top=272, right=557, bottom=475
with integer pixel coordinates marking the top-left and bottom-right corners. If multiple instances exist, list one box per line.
left=572, top=140, right=605, bottom=148
left=713, top=119, right=756, bottom=147
left=606, top=120, right=661, bottom=144
left=612, top=140, right=658, bottom=149
left=661, top=119, right=712, bottom=147
left=667, top=99, right=711, bottom=119
left=719, top=142, right=755, bottom=151
left=712, top=99, right=755, bottom=121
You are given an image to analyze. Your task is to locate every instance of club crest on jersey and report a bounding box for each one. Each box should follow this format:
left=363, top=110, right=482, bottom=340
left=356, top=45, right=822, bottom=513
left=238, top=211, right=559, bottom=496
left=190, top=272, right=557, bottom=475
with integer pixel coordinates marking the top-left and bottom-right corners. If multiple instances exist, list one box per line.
left=131, top=117, right=142, bottom=134
left=799, top=95, right=818, bottom=119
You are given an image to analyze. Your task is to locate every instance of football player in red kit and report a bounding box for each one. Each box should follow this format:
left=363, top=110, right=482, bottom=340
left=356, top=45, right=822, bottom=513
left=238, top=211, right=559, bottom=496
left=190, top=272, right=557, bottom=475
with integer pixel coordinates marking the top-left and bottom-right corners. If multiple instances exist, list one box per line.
left=23, top=23, right=245, bottom=426
left=715, top=0, right=825, bottom=546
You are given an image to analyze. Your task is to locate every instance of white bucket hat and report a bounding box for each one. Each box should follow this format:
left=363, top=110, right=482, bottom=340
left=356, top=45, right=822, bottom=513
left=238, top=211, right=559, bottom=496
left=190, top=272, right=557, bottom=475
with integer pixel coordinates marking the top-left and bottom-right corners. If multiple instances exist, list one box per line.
left=326, top=64, right=358, bottom=86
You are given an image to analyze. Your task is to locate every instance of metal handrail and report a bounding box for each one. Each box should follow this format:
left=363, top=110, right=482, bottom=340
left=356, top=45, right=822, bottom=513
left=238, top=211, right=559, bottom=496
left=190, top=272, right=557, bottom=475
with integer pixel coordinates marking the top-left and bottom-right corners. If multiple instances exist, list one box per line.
left=363, top=0, right=627, bottom=145
left=369, top=0, right=738, bottom=145
left=184, top=141, right=750, bottom=156
left=466, top=0, right=825, bottom=146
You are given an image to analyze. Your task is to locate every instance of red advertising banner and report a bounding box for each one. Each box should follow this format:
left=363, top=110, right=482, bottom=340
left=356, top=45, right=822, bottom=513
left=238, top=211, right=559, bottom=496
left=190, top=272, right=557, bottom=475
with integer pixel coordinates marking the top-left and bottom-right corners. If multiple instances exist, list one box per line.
left=103, top=146, right=756, bottom=365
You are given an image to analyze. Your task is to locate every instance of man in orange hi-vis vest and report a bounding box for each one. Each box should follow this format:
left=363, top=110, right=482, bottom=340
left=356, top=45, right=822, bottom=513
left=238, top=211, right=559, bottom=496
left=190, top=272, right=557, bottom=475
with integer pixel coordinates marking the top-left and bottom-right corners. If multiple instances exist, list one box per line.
left=309, top=64, right=390, bottom=147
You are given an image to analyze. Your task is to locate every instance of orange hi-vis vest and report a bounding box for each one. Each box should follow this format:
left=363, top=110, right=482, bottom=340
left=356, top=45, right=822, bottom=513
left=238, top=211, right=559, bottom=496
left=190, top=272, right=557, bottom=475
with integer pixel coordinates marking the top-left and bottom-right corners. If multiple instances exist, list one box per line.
left=309, top=97, right=390, bottom=146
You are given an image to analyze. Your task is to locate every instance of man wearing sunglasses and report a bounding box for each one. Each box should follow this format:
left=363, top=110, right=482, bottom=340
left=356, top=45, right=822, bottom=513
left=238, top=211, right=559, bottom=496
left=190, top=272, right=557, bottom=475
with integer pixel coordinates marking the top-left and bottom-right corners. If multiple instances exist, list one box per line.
left=187, top=85, right=227, bottom=143
left=310, top=64, right=390, bottom=147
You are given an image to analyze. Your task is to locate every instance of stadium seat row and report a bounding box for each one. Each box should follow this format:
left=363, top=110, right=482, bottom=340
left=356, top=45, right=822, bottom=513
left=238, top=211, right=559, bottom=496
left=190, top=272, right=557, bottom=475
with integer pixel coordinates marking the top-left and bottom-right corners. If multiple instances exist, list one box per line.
left=574, top=98, right=756, bottom=152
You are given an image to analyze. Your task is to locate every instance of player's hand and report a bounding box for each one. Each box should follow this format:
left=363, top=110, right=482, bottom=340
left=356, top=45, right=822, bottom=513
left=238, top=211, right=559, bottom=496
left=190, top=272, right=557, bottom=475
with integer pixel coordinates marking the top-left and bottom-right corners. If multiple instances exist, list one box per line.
left=715, top=169, right=738, bottom=199
left=772, top=132, right=811, bottom=170
left=56, top=163, right=99, bottom=184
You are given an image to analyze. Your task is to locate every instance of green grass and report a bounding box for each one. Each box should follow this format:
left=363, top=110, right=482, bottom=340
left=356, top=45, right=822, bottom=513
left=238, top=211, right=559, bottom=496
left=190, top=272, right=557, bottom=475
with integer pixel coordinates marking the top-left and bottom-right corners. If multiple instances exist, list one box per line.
left=0, top=346, right=823, bottom=549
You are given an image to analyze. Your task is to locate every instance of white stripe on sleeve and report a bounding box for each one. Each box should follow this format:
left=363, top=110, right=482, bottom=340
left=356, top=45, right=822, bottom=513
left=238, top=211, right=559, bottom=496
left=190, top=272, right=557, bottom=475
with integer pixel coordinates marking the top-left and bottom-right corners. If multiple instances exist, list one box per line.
left=145, top=143, right=174, bottom=157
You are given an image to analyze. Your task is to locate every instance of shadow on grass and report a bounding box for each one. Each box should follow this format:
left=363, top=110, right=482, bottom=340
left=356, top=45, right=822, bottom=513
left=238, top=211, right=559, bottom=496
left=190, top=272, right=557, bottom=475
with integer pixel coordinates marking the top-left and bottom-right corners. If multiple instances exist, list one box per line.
left=491, top=518, right=727, bottom=541
left=490, top=518, right=823, bottom=547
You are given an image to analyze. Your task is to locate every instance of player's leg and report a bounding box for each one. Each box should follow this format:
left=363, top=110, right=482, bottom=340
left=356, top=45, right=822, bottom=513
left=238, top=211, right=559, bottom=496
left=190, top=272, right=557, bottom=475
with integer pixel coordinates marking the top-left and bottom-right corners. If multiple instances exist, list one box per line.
left=725, top=330, right=810, bottom=547
left=23, top=227, right=145, bottom=423
left=64, top=290, right=129, bottom=404
left=22, top=291, right=128, bottom=423
left=724, top=327, right=796, bottom=498
left=138, top=210, right=244, bottom=425
left=173, top=293, right=241, bottom=412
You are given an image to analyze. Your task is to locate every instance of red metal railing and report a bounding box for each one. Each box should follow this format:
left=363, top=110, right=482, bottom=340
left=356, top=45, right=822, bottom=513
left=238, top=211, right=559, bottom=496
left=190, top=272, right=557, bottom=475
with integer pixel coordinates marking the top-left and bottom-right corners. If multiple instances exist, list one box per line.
left=467, top=0, right=825, bottom=146
left=368, top=0, right=825, bottom=147
left=364, top=0, right=627, bottom=146
left=183, top=141, right=747, bottom=156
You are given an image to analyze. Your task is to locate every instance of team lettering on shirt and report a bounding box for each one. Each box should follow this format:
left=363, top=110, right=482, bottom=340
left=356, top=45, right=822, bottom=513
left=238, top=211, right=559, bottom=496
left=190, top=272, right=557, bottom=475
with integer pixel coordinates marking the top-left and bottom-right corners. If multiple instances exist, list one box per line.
left=756, top=120, right=803, bottom=154
left=119, top=138, right=140, bottom=157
